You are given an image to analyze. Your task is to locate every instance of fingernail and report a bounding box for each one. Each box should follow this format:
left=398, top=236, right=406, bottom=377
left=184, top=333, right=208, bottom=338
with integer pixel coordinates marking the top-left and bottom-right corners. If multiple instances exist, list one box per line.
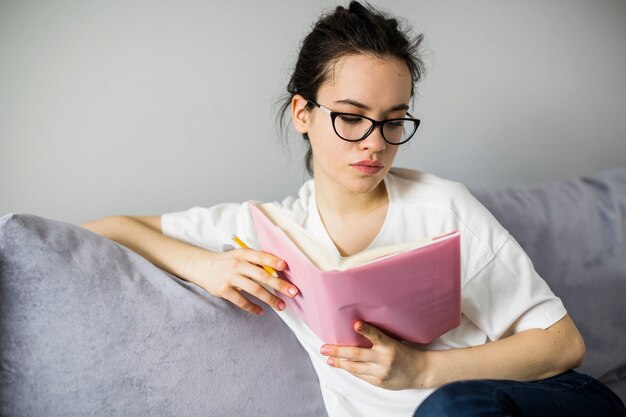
left=278, top=301, right=286, bottom=310
left=288, top=287, right=298, bottom=296
left=327, top=357, right=335, bottom=367
left=257, top=308, right=264, bottom=316
left=275, top=260, right=286, bottom=270
left=320, top=345, right=331, bottom=355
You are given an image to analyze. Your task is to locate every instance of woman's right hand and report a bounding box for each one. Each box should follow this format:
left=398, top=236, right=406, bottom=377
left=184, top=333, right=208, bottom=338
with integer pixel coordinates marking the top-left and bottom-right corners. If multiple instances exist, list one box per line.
left=184, top=247, right=299, bottom=315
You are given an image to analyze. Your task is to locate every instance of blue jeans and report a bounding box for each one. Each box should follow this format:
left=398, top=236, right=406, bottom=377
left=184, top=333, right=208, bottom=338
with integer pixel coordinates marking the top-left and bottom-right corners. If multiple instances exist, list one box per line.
left=413, top=370, right=626, bottom=417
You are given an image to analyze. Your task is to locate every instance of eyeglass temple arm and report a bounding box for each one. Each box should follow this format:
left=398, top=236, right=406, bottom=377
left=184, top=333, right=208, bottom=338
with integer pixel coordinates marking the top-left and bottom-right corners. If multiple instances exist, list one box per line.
left=307, top=100, right=332, bottom=115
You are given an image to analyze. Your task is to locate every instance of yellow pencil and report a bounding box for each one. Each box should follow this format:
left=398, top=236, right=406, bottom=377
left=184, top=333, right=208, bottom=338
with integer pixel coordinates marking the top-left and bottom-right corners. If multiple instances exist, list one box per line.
left=232, top=235, right=278, bottom=278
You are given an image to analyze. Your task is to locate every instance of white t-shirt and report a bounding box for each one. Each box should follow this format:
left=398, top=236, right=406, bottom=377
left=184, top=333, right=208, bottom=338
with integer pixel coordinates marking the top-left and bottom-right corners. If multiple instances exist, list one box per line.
left=161, top=168, right=567, bottom=417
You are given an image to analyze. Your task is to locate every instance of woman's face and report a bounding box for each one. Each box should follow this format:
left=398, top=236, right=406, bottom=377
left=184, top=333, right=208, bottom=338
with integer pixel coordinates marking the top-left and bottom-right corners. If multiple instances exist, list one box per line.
left=292, top=53, right=413, bottom=195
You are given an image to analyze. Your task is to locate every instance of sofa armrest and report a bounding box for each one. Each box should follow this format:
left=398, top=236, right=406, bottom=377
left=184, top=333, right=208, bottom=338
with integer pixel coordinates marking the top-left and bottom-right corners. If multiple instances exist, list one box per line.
left=0, top=214, right=327, bottom=417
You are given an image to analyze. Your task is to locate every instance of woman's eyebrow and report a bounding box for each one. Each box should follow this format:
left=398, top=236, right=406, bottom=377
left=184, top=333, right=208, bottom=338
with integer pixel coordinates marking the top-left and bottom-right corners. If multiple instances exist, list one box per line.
left=334, top=98, right=410, bottom=112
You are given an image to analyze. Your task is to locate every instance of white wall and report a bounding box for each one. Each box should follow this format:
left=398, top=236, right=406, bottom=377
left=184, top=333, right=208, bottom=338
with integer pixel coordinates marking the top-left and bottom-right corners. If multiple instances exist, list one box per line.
left=1, top=0, right=625, bottom=224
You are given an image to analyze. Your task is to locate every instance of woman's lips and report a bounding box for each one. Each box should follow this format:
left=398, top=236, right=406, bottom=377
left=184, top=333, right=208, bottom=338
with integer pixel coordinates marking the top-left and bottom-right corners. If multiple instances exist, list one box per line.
left=350, top=160, right=384, bottom=175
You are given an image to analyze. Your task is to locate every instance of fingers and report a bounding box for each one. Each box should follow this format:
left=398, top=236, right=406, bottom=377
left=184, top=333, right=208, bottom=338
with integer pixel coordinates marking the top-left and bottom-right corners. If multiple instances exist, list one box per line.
left=319, top=322, right=390, bottom=374
left=320, top=322, right=420, bottom=390
left=239, top=249, right=299, bottom=297
left=244, top=248, right=286, bottom=275
left=231, top=274, right=286, bottom=312
left=221, top=286, right=266, bottom=316
left=321, top=345, right=382, bottom=380
left=221, top=249, right=297, bottom=315
left=326, top=356, right=376, bottom=377
left=321, top=344, right=375, bottom=362
left=220, top=275, right=287, bottom=316
left=319, top=321, right=387, bottom=359
left=354, top=320, right=386, bottom=344
left=319, top=337, right=386, bottom=385
left=197, top=248, right=299, bottom=316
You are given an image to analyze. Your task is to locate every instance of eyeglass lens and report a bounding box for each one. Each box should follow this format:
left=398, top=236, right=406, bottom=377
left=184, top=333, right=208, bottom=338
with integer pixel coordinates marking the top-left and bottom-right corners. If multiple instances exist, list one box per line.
left=334, top=114, right=417, bottom=143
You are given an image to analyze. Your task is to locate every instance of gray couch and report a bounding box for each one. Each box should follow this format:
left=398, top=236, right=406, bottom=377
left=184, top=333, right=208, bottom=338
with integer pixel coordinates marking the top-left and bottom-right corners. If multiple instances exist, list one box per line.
left=1, top=166, right=625, bottom=416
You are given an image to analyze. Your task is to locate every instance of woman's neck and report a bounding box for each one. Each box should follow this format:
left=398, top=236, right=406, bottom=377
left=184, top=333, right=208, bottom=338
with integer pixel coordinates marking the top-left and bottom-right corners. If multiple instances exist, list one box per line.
left=313, top=175, right=390, bottom=257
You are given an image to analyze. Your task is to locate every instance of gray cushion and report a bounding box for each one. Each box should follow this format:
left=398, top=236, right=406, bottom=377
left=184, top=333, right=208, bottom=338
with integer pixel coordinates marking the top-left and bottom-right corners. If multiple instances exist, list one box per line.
left=0, top=214, right=327, bottom=417
left=472, top=166, right=626, bottom=402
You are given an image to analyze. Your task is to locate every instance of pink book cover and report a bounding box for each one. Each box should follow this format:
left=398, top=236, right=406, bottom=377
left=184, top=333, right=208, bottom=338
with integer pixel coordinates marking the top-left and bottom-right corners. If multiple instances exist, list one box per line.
left=249, top=202, right=461, bottom=348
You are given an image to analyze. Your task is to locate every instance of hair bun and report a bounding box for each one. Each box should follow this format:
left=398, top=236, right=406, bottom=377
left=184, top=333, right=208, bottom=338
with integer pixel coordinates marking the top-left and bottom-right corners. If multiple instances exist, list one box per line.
left=348, top=1, right=366, bottom=14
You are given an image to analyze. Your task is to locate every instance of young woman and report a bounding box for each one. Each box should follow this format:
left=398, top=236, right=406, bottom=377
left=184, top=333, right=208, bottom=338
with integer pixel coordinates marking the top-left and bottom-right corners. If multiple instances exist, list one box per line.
left=83, top=2, right=626, bottom=416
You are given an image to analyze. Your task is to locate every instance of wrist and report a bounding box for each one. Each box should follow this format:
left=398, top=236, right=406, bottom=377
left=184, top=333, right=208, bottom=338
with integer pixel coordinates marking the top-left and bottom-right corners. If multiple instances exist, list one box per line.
left=181, top=246, right=209, bottom=281
left=412, top=349, right=439, bottom=389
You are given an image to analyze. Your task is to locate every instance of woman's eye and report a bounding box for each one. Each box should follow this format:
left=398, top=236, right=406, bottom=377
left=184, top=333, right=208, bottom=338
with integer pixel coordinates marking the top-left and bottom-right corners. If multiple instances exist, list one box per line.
left=338, top=115, right=364, bottom=125
left=387, top=121, right=404, bottom=129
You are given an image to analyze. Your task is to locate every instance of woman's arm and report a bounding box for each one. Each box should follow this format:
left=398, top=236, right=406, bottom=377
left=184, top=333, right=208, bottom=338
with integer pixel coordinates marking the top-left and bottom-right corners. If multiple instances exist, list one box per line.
left=81, top=216, right=298, bottom=314
left=82, top=216, right=191, bottom=279
left=418, top=314, right=585, bottom=386
left=320, top=314, right=585, bottom=390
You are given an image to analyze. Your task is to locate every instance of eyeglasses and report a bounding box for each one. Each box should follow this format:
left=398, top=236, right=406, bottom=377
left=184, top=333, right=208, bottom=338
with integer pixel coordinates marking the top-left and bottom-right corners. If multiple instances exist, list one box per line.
left=307, top=100, right=420, bottom=145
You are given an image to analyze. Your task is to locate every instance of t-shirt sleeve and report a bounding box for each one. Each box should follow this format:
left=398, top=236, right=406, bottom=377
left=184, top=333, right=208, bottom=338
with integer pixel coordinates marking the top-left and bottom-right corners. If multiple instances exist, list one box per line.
left=160, top=202, right=258, bottom=253
left=461, top=234, right=567, bottom=341
left=444, top=182, right=567, bottom=342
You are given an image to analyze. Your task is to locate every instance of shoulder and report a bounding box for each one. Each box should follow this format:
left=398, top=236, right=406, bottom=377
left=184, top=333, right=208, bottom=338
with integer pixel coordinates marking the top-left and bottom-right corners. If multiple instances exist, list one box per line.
left=277, top=179, right=314, bottom=217
left=387, top=167, right=509, bottom=255
left=251, top=178, right=315, bottom=228
left=160, top=202, right=259, bottom=252
left=387, top=167, right=476, bottom=209
left=162, top=180, right=313, bottom=236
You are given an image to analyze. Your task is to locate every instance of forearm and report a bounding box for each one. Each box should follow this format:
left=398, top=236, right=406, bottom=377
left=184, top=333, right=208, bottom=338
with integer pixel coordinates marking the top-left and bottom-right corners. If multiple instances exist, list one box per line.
left=419, top=315, right=585, bottom=388
left=82, top=216, right=208, bottom=281
left=83, top=216, right=296, bottom=315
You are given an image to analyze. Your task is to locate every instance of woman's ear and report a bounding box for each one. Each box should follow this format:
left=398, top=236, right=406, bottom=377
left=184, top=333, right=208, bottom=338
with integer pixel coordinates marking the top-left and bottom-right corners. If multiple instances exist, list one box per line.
left=291, top=94, right=310, bottom=134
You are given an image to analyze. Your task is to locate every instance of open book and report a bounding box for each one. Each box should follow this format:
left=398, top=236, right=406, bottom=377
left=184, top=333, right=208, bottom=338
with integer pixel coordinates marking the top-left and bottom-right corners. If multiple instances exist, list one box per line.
left=249, top=201, right=461, bottom=347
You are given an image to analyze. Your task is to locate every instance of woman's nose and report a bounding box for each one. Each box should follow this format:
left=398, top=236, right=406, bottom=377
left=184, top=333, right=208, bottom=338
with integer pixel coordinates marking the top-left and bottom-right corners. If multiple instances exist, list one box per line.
left=359, top=125, right=386, bottom=152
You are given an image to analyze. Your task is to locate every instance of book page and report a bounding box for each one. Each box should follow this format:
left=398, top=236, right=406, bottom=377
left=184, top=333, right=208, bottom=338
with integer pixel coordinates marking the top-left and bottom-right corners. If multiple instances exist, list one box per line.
left=336, top=238, right=433, bottom=270
left=257, top=202, right=454, bottom=271
left=256, top=203, right=339, bottom=270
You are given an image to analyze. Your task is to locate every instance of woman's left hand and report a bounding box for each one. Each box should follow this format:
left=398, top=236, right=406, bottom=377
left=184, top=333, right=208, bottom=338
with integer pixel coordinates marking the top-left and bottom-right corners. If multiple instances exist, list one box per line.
left=320, top=321, right=429, bottom=390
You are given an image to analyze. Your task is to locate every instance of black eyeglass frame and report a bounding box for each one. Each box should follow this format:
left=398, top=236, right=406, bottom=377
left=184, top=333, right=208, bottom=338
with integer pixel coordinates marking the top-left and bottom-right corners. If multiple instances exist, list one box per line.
left=307, top=100, right=420, bottom=145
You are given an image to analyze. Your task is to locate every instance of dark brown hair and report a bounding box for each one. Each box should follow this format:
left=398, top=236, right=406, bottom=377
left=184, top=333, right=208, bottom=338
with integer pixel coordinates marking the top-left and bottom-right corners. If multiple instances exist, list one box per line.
left=278, top=1, right=426, bottom=176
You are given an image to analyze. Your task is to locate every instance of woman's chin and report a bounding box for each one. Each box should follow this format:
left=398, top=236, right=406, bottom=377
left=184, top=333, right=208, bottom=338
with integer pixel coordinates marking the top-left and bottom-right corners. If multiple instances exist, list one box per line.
left=315, top=165, right=388, bottom=195
left=344, top=174, right=386, bottom=195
